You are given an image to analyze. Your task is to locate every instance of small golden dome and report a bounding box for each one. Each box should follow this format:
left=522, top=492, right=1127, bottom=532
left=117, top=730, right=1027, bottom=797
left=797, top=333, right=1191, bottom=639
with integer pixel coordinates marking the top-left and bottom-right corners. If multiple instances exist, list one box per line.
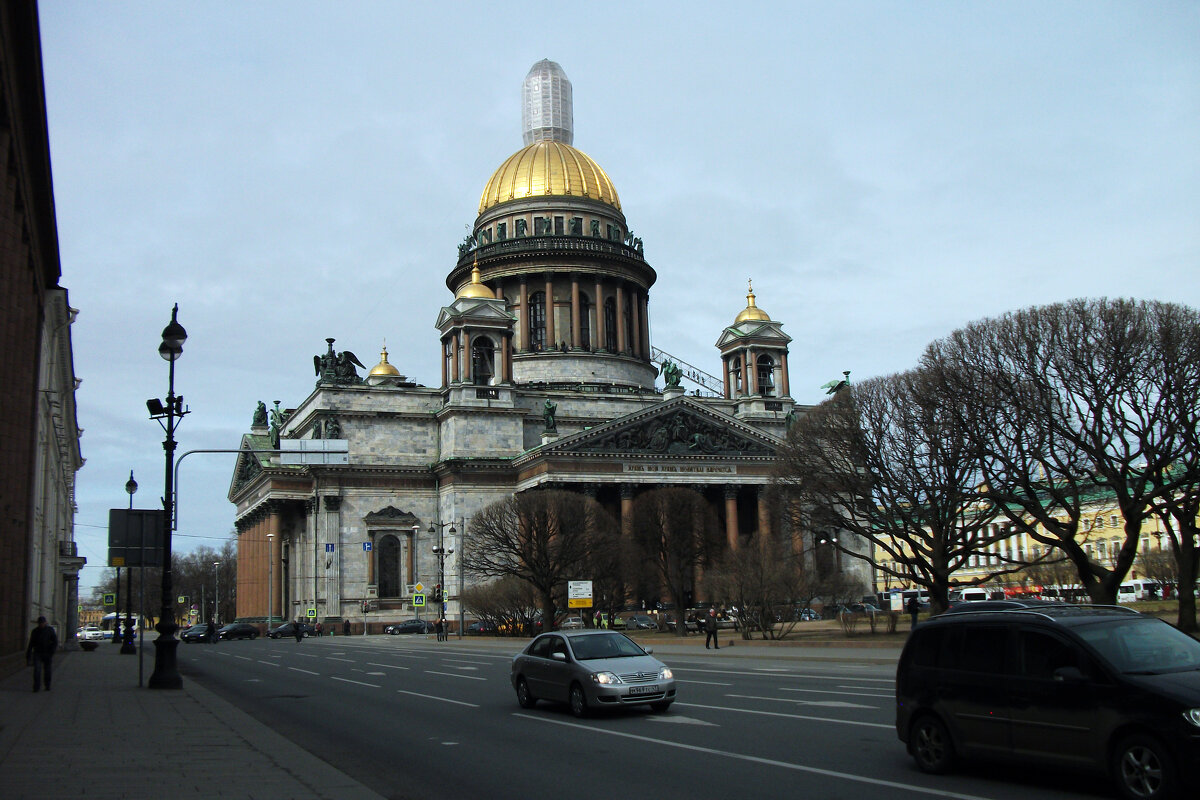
left=368, top=344, right=401, bottom=377
left=734, top=280, right=771, bottom=324
left=478, top=140, right=620, bottom=214
left=456, top=264, right=495, bottom=299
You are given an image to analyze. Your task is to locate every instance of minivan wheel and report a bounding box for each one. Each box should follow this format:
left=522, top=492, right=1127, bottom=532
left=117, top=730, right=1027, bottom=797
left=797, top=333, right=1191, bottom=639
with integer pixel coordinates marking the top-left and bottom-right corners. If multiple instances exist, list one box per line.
left=516, top=678, right=537, bottom=709
left=1114, top=733, right=1175, bottom=800
left=568, top=683, right=588, bottom=718
left=910, top=715, right=955, bottom=774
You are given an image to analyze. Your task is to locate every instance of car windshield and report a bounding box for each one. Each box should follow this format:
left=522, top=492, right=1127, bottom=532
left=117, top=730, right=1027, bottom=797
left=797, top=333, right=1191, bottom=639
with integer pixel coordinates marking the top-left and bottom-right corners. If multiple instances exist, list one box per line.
left=1075, top=618, right=1200, bottom=674
left=569, top=633, right=645, bottom=661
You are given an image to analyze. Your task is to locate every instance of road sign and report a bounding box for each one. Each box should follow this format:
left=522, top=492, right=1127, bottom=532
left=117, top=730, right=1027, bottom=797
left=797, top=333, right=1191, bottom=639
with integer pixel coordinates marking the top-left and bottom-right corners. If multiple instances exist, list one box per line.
left=103, top=593, right=116, bottom=606
left=414, top=582, right=425, bottom=594
left=325, top=543, right=335, bottom=552
left=306, top=608, right=317, bottom=618
left=279, top=438, right=349, bottom=465
left=568, top=580, right=593, bottom=609
left=362, top=542, right=372, bottom=551
left=412, top=593, right=426, bottom=607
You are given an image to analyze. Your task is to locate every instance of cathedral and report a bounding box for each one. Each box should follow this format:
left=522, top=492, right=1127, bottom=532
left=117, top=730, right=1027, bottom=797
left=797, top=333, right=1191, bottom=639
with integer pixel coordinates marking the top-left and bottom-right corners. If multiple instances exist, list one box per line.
left=229, top=61, right=825, bottom=631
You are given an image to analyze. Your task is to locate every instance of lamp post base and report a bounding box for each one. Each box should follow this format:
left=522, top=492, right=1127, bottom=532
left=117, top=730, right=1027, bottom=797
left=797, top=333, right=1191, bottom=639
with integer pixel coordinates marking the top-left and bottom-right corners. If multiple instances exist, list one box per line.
left=147, top=631, right=182, bottom=689
left=120, top=631, right=137, bottom=654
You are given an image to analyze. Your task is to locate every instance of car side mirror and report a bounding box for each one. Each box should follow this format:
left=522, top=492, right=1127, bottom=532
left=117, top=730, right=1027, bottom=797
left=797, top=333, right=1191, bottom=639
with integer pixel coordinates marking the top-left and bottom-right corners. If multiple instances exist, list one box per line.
left=1053, top=666, right=1085, bottom=683
left=551, top=652, right=566, bottom=662
left=643, top=647, right=653, bottom=655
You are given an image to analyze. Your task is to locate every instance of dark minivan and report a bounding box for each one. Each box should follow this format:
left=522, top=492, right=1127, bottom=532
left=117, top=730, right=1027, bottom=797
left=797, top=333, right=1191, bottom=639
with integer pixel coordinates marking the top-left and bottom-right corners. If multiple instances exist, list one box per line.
left=896, top=605, right=1200, bottom=800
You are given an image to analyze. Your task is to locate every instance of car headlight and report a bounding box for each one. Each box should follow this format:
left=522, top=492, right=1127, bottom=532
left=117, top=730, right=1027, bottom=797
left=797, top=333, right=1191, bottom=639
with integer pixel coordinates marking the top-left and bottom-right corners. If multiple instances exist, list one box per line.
left=592, top=671, right=621, bottom=685
left=1185, top=708, right=1200, bottom=728
left=659, top=667, right=673, bottom=680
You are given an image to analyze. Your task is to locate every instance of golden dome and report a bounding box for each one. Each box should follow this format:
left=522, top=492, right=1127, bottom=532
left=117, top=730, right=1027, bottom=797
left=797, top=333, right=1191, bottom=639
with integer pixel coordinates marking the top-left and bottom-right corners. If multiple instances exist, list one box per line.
left=456, top=264, right=495, bottom=299
left=368, top=344, right=401, bottom=377
left=734, top=280, right=771, bottom=324
left=478, top=140, right=620, bottom=214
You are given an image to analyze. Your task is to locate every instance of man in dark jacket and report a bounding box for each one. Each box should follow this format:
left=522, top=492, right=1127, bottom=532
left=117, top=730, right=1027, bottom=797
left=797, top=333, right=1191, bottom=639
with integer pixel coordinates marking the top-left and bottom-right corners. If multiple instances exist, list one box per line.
left=26, top=616, right=58, bottom=692
left=704, top=608, right=719, bottom=650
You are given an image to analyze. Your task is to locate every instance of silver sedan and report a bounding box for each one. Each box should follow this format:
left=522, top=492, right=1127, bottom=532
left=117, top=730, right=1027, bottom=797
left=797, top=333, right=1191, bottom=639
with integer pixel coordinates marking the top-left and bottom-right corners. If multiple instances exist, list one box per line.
left=510, top=630, right=676, bottom=717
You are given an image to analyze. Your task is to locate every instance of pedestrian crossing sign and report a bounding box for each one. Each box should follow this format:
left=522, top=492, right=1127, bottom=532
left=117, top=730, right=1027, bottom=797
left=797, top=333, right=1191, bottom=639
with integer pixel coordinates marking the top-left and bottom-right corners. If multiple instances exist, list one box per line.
left=413, top=593, right=426, bottom=607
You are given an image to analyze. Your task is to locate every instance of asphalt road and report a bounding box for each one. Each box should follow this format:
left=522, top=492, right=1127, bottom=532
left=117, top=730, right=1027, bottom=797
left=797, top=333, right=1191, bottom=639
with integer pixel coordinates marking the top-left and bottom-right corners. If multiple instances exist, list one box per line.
left=179, top=635, right=1114, bottom=800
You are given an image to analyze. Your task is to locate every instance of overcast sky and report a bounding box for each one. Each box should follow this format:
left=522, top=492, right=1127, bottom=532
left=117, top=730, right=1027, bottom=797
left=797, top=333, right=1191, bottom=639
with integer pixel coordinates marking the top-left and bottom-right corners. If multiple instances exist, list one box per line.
left=39, top=1, right=1199, bottom=596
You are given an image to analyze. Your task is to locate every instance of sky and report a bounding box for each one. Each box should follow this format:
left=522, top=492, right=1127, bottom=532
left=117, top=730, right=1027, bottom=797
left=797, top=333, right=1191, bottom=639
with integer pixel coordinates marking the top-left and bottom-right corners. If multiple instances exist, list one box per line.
left=38, top=1, right=1199, bottom=597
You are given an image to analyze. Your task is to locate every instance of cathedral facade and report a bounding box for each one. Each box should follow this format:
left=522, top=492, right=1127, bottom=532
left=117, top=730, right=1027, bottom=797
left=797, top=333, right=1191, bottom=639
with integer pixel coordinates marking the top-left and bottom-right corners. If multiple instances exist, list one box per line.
left=229, top=61, right=826, bottom=631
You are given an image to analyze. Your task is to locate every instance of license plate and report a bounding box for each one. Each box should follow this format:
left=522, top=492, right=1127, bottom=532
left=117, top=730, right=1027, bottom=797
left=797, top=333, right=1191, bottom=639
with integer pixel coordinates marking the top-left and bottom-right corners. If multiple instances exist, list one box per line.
left=628, top=684, right=659, bottom=695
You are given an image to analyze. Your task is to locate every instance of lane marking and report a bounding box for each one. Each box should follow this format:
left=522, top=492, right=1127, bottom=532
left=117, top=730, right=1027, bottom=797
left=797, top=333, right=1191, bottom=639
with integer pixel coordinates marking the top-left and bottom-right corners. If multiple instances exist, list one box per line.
left=367, top=662, right=411, bottom=671
left=779, top=687, right=892, bottom=699
left=326, top=657, right=355, bottom=662
left=331, top=676, right=380, bottom=688
left=676, top=702, right=891, bottom=729
left=646, top=715, right=717, bottom=726
left=257, top=660, right=281, bottom=667
left=678, top=667, right=893, bottom=684
left=727, top=693, right=876, bottom=709
left=678, top=679, right=732, bottom=686
left=233, top=655, right=252, bottom=661
left=398, top=689, right=480, bottom=707
left=366, top=671, right=386, bottom=676
left=288, top=667, right=319, bottom=676
left=442, top=659, right=491, bottom=666
left=514, top=714, right=992, bottom=799
left=425, top=670, right=486, bottom=681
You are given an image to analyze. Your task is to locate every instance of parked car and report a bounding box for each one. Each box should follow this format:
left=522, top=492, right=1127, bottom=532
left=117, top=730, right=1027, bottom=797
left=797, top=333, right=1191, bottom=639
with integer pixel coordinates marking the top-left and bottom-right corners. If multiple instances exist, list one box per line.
left=797, top=608, right=820, bottom=621
left=896, top=604, right=1200, bottom=800
left=942, top=599, right=1056, bottom=614
left=180, top=623, right=213, bottom=643
left=465, top=620, right=498, bottom=636
left=511, top=630, right=677, bottom=717
left=217, top=622, right=259, bottom=640
left=79, top=625, right=103, bottom=641
left=560, top=616, right=585, bottom=630
left=625, top=615, right=658, bottom=630
left=385, top=619, right=434, bottom=635
left=268, top=622, right=315, bottom=639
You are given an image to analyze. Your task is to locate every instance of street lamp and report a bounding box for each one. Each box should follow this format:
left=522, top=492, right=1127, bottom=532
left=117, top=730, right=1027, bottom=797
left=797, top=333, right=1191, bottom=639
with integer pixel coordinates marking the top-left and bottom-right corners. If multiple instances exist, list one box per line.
left=147, top=304, right=188, bottom=690
left=213, top=561, right=221, bottom=628
left=429, top=521, right=456, bottom=637
left=267, top=532, right=275, bottom=630
left=121, top=471, right=138, bottom=654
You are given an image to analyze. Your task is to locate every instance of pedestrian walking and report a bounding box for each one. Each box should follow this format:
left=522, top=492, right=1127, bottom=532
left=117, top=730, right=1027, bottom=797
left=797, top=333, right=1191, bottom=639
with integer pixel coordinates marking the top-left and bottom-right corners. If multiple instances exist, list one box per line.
left=906, top=596, right=920, bottom=629
left=26, top=616, right=58, bottom=692
left=208, top=616, right=217, bottom=643
left=704, top=608, right=719, bottom=650
left=315, top=621, right=323, bottom=637
left=343, top=619, right=351, bottom=636
left=294, top=619, right=304, bottom=643
left=435, top=617, right=444, bottom=642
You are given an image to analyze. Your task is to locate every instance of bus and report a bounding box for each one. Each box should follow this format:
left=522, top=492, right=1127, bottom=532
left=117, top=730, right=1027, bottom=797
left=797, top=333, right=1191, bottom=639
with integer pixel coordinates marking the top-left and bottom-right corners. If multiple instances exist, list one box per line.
left=100, top=613, right=147, bottom=635
left=1117, top=580, right=1161, bottom=602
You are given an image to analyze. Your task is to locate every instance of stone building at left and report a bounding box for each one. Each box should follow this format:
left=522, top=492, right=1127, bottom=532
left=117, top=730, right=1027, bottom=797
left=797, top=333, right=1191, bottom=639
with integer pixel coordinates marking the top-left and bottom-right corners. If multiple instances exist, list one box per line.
left=0, top=1, right=85, bottom=677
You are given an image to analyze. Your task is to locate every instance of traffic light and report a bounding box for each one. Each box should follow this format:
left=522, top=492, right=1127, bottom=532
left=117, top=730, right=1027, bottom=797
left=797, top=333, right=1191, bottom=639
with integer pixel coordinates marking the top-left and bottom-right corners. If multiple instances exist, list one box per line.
left=432, top=584, right=442, bottom=602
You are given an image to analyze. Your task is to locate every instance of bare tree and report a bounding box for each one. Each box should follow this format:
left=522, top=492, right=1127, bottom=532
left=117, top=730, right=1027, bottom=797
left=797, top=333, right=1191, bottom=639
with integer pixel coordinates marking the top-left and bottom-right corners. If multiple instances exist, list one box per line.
left=630, top=487, right=721, bottom=635
left=927, top=299, right=1200, bottom=607
left=775, top=371, right=1021, bottom=613
left=460, top=576, right=542, bottom=636
left=461, top=490, right=619, bottom=631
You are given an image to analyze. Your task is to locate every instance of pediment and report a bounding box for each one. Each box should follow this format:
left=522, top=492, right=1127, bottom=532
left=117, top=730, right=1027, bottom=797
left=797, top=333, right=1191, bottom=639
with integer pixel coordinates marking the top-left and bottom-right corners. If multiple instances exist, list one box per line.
left=436, top=299, right=516, bottom=331
left=538, top=396, right=781, bottom=458
left=363, top=506, right=420, bottom=527
left=228, top=434, right=272, bottom=499
left=715, top=319, right=792, bottom=348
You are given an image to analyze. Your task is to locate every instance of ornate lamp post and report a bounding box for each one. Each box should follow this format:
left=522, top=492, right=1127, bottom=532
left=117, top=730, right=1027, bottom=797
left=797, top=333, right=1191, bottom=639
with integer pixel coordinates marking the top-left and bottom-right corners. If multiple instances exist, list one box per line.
left=213, top=561, right=221, bottom=628
left=147, top=304, right=188, bottom=689
left=121, top=471, right=138, bottom=654
left=430, top=521, right=456, bottom=633
left=267, top=532, right=275, bottom=630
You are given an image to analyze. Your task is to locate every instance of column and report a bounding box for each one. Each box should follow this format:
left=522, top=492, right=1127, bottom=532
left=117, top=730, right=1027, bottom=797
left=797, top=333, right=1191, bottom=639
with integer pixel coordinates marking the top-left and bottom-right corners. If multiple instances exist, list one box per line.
left=440, top=337, right=448, bottom=387
left=747, top=347, right=757, bottom=395
left=724, top=486, right=739, bottom=551
left=544, top=274, right=556, bottom=348
left=519, top=278, right=529, bottom=352
left=630, top=287, right=642, bottom=358
left=450, top=332, right=459, bottom=384
left=406, top=528, right=415, bottom=586
left=722, top=358, right=731, bottom=399
left=640, top=294, right=651, bottom=358
left=463, top=330, right=473, bottom=383
left=757, top=488, right=771, bottom=543
left=269, top=512, right=283, bottom=622
left=615, top=283, right=627, bottom=354
left=571, top=274, right=581, bottom=348
left=620, top=484, right=634, bottom=540
left=593, top=277, right=604, bottom=351
left=779, top=351, right=790, bottom=397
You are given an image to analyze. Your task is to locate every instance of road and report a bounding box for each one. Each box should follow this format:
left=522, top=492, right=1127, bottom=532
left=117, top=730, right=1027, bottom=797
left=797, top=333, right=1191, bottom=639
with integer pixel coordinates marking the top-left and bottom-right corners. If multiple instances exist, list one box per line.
left=179, top=635, right=1113, bottom=800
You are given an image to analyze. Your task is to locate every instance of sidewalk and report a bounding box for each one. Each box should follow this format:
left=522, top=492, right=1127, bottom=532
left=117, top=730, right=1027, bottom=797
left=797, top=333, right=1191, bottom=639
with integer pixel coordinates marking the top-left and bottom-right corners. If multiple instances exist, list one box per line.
left=0, top=642, right=384, bottom=800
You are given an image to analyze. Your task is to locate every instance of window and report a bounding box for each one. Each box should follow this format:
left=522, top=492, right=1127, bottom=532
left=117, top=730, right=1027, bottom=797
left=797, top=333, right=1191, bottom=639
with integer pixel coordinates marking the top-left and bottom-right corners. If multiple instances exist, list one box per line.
left=579, top=295, right=591, bottom=350
left=603, top=298, right=616, bottom=352
left=756, top=354, right=775, bottom=396
left=471, top=336, right=494, bottom=385
left=729, top=357, right=743, bottom=396
left=529, top=292, right=546, bottom=350
left=377, top=534, right=402, bottom=598
left=497, top=222, right=507, bottom=241
left=607, top=224, right=619, bottom=241
left=1018, top=630, right=1080, bottom=679
left=1110, top=515, right=1120, bottom=528
left=554, top=216, right=564, bottom=235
